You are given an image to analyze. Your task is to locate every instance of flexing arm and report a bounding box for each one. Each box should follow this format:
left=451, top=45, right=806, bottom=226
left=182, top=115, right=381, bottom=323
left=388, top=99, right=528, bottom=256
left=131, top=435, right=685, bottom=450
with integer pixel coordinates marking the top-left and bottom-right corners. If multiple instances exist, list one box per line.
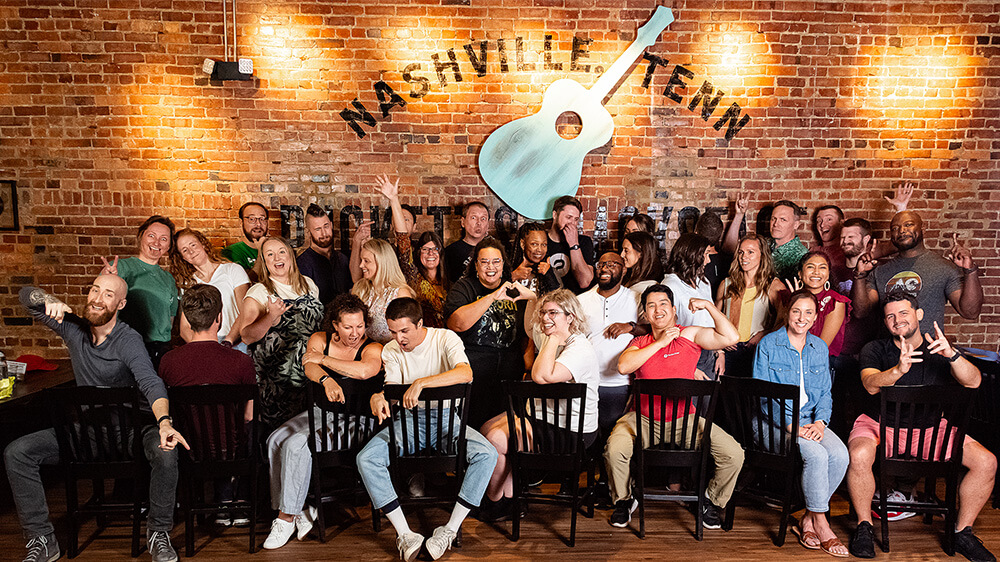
left=686, top=299, right=740, bottom=351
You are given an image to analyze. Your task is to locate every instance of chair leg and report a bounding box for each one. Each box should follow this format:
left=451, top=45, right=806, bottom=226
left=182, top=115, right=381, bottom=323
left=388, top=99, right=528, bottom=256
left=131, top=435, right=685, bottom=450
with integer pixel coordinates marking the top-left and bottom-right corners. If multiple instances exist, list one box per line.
left=723, top=500, right=735, bottom=533
left=775, top=471, right=796, bottom=547
left=131, top=497, right=142, bottom=558
left=569, top=475, right=579, bottom=547
left=249, top=470, right=258, bottom=554
left=184, top=478, right=194, bottom=558
left=944, top=476, right=959, bottom=556
left=879, top=482, right=890, bottom=553
left=372, top=502, right=381, bottom=533
left=67, top=479, right=79, bottom=559
left=695, top=493, right=704, bottom=542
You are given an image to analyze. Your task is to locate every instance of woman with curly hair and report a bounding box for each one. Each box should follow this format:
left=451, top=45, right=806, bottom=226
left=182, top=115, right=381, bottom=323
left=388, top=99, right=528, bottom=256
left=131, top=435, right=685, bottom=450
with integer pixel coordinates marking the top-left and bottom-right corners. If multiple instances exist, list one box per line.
left=170, top=227, right=250, bottom=348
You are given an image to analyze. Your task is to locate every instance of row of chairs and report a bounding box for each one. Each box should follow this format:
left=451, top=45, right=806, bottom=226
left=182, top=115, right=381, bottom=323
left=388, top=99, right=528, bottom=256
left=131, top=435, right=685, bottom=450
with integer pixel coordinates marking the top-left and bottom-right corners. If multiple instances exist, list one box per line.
left=41, top=376, right=976, bottom=557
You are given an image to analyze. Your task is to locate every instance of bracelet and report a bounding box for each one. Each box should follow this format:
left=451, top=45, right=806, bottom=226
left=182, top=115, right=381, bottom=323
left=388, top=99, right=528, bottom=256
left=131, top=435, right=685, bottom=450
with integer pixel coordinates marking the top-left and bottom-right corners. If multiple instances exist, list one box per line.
left=156, top=415, right=172, bottom=427
left=319, top=374, right=331, bottom=384
left=853, top=271, right=869, bottom=280
left=961, top=265, right=979, bottom=275
left=949, top=350, right=963, bottom=363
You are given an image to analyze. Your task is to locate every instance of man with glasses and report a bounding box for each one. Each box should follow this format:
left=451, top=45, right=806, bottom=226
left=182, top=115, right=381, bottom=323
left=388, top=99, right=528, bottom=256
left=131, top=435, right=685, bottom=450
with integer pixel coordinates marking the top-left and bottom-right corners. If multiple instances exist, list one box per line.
left=296, top=203, right=353, bottom=305
left=223, top=202, right=269, bottom=271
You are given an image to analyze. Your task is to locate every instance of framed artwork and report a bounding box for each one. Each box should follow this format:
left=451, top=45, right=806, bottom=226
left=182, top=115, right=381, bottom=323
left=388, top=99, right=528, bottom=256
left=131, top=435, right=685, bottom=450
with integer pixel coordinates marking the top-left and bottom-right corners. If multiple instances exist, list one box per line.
left=0, top=180, right=18, bottom=231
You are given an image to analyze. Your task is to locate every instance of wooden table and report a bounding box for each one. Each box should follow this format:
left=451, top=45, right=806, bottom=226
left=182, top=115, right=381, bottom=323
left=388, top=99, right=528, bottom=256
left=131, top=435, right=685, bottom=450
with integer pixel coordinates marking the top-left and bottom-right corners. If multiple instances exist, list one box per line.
left=0, top=359, right=76, bottom=409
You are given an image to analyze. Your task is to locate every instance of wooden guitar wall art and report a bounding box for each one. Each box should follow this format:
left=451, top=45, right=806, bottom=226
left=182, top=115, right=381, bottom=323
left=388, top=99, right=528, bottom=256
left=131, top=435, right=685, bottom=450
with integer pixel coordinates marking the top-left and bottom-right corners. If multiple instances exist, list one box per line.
left=477, top=6, right=675, bottom=220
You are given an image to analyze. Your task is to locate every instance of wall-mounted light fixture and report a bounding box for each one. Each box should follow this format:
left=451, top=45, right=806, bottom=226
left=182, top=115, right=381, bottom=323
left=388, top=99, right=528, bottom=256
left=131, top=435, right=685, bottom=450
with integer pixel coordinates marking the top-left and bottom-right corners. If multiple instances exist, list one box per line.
left=201, top=0, right=253, bottom=81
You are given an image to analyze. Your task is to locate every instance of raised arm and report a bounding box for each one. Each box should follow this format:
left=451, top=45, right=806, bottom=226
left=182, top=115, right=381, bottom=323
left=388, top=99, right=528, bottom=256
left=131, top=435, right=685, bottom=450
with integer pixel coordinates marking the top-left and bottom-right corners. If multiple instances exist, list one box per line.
left=349, top=220, right=373, bottom=283
left=685, top=298, right=740, bottom=351
left=722, top=189, right=750, bottom=255
left=944, top=234, right=983, bottom=320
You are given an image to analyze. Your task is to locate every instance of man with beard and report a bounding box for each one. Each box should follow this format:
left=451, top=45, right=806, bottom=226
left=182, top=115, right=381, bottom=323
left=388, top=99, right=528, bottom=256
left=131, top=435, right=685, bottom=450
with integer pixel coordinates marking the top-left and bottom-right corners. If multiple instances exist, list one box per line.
left=296, top=203, right=353, bottom=305
left=851, top=210, right=983, bottom=332
left=444, top=201, right=491, bottom=283
left=8, top=276, right=189, bottom=562
left=722, top=194, right=807, bottom=282
left=577, top=252, right=642, bottom=440
left=847, top=293, right=995, bottom=562
left=223, top=201, right=269, bottom=270
left=545, top=195, right=595, bottom=293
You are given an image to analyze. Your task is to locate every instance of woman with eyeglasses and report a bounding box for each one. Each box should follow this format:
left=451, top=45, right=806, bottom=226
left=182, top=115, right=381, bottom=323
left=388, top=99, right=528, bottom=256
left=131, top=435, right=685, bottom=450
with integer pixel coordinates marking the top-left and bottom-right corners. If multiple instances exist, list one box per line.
left=376, top=175, right=450, bottom=328
left=445, top=237, right=534, bottom=429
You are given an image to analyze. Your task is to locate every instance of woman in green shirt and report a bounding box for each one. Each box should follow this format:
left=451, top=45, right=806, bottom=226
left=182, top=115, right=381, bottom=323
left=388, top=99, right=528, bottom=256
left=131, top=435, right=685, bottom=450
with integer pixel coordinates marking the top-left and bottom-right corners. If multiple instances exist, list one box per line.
left=100, top=215, right=179, bottom=368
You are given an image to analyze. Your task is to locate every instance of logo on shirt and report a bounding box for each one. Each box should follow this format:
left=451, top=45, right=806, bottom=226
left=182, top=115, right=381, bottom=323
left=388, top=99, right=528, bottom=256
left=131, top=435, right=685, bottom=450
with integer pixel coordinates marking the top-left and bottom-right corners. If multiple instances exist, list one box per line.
left=884, top=270, right=922, bottom=297
left=548, top=252, right=570, bottom=280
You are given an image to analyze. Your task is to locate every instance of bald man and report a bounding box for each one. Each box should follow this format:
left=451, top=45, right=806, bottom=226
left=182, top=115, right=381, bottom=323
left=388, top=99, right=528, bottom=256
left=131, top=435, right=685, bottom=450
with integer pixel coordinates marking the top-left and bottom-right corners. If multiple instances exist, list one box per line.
left=851, top=211, right=983, bottom=332
left=8, top=276, right=189, bottom=562
left=577, top=252, right=644, bottom=439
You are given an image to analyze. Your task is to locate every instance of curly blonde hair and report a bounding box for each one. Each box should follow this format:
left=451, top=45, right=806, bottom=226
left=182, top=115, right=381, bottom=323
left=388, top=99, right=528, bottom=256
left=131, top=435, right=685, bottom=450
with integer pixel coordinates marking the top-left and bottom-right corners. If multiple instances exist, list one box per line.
left=533, top=288, right=589, bottom=336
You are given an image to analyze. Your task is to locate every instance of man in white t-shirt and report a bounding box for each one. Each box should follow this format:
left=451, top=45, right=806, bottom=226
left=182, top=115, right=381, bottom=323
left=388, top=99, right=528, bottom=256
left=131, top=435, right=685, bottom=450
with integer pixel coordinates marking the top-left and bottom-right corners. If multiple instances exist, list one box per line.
left=576, top=252, right=642, bottom=439
left=356, top=297, right=498, bottom=562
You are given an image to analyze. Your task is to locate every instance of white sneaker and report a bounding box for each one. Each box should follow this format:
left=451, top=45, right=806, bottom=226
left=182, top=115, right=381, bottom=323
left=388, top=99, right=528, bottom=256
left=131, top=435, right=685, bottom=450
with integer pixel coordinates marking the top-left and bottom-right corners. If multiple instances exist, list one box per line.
left=262, top=517, right=296, bottom=550
left=295, top=505, right=317, bottom=540
left=396, top=531, right=424, bottom=562
left=872, top=490, right=917, bottom=522
left=425, top=526, right=457, bottom=560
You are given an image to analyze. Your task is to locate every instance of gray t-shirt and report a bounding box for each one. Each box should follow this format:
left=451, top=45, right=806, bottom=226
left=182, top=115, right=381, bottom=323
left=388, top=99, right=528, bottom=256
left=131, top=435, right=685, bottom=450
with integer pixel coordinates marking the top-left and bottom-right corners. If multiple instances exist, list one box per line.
left=867, top=252, right=962, bottom=332
left=19, top=286, right=167, bottom=410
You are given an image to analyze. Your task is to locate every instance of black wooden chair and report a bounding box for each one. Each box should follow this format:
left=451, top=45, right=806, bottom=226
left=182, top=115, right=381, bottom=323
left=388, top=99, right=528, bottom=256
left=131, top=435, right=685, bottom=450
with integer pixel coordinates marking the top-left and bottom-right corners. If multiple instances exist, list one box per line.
left=632, top=378, right=720, bottom=540
left=719, top=375, right=801, bottom=546
left=962, top=351, right=1000, bottom=508
left=306, top=376, right=383, bottom=540
left=46, top=385, right=145, bottom=558
left=873, top=385, right=974, bottom=554
left=168, top=384, right=259, bottom=556
left=374, top=383, right=472, bottom=547
left=503, top=381, right=595, bottom=547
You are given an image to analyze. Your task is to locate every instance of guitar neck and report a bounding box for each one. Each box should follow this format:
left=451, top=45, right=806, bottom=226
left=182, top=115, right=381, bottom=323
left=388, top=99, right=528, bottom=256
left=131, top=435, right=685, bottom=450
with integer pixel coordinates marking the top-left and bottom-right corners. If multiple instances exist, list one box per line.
left=590, top=8, right=672, bottom=103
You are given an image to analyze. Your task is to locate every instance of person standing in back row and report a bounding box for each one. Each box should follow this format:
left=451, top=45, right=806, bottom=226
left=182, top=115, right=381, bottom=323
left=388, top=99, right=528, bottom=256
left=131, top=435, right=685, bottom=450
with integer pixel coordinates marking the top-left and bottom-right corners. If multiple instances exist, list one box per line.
left=444, top=202, right=491, bottom=284
left=546, top=196, right=595, bottom=294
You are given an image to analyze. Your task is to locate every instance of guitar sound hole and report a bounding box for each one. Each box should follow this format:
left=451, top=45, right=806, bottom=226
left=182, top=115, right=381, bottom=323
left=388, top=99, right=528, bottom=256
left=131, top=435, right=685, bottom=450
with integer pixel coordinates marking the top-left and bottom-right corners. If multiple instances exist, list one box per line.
left=555, top=111, right=582, bottom=140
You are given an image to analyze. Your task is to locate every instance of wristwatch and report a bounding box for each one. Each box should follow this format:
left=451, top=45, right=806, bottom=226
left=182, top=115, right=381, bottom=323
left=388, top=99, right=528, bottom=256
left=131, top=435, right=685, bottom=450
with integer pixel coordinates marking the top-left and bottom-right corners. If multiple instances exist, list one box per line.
left=569, top=244, right=580, bottom=251
left=948, top=350, right=963, bottom=363
left=157, top=415, right=172, bottom=427
left=319, top=374, right=332, bottom=384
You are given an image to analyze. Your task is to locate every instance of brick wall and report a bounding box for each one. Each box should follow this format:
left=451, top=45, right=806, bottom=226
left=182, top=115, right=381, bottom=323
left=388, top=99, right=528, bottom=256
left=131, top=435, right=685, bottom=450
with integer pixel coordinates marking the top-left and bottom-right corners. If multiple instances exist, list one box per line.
left=1, top=0, right=997, bottom=357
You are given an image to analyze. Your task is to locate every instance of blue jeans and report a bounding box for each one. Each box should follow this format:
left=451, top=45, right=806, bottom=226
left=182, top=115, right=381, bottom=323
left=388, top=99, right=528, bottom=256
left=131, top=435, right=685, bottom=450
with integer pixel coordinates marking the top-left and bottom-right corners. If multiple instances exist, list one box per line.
left=356, top=409, right=497, bottom=511
left=799, top=430, right=849, bottom=513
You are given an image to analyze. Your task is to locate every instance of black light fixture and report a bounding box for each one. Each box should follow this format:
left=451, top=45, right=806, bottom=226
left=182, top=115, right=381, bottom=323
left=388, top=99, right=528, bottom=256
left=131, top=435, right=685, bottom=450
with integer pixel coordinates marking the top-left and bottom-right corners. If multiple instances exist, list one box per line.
left=201, top=0, right=253, bottom=81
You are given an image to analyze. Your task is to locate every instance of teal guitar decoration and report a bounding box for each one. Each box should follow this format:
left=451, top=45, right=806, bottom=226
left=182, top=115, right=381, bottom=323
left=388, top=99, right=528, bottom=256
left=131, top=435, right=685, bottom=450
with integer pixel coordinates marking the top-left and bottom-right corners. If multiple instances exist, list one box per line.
left=478, top=6, right=675, bottom=220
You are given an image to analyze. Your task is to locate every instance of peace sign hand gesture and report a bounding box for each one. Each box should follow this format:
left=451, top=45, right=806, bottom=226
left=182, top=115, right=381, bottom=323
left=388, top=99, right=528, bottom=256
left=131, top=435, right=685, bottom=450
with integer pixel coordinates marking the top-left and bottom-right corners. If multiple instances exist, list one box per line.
left=897, top=336, right=923, bottom=375
left=734, top=189, right=751, bottom=215
left=924, top=321, right=955, bottom=358
left=100, top=256, right=119, bottom=276
left=944, top=233, right=974, bottom=270
left=854, top=239, right=878, bottom=277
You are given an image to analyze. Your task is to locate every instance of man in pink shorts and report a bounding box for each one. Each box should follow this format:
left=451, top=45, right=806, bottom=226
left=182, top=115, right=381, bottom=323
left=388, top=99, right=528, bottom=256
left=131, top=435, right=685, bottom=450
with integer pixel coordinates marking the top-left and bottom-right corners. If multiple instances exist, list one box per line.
left=846, top=292, right=995, bottom=562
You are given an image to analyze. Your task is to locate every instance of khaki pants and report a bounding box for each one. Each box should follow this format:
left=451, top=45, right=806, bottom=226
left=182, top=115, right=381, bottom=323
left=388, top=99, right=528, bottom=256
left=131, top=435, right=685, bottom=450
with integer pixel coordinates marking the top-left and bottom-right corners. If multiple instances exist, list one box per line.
left=603, top=411, right=744, bottom=508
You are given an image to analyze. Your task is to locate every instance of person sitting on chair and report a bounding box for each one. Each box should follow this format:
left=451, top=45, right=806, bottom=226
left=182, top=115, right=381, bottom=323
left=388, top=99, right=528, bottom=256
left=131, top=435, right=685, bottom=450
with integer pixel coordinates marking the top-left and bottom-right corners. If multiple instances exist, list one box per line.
left=847, top=292, right=995, bottom=562
left=604, top=284, right=742, bottom=530
left=356, top=297, right=498, bottom=561
left=8, top=277, right=189, bottom=562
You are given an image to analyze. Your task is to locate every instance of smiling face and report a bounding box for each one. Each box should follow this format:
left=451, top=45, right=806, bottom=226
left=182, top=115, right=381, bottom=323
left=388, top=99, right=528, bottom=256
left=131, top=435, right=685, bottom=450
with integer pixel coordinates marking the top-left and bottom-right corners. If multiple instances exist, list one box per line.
left=387, top=316, right=425, bottom=352
left=462, top=204, right=490, bottom=243
left=786, top=295, right=818, bottom=337
left=840, top=225, right=870, bottom=258
left=538, top=302, right=572, bottom=337
left=883, top=299, right=923, bottom=340
left=800, top=254, right=830, bottom=292
left=737, top=238, right=762, bottom=273
left=333, top=310, right=366, bottom=347
left=418, top=239, right=441, bottom=272
left=553, top=205, right=581, bottom=232
left=644, top=290, right=676, bottom=331
left=769, top=204, right=800, bottom=245
left=261, top=239, right=292, bottom=280
left=521, top=230, right=548, bottom=265
left=475, top=247, right=504, bottom=289
left=138, top=222, right=172, bottom=263
left=596, top=253, right=625, bottom=290
left=621, top=239, right=640, bottom=269
left=359, top=248, right=378, bottom=281
left=815, top=209, right=842, bottom=244
left=241, top=204, right=268, bottom=243
left=890, top=212, right=923, bottom=252
left=305, top=212, right=333, bottom=249
left=176, top=233, right=209, bottom=267
left=84, top=275, right=127, bottom=327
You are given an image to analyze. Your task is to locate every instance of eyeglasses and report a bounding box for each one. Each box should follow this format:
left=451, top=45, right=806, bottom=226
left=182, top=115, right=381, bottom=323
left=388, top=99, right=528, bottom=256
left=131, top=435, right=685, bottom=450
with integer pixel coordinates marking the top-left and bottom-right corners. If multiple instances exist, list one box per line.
left=244, top=216, right=267, bottom=224
left=596, top=262, right=623, bottom=270
left=478, top=259, right=503, bottom=267
left=539, top=309, right=568, bottom=318
left=420, top=247, right=440, bottom=255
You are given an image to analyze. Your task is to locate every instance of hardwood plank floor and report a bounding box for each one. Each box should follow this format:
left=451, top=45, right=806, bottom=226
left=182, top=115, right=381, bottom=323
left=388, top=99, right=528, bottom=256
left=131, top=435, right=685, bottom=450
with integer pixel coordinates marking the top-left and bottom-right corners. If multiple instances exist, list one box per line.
left=2, top=483, right=996, bottom=561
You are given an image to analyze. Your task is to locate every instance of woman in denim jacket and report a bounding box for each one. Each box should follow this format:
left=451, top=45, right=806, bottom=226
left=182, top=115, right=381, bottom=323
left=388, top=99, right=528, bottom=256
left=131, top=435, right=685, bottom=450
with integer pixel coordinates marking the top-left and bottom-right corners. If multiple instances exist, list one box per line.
left=753, top=289, right=849, bottom=557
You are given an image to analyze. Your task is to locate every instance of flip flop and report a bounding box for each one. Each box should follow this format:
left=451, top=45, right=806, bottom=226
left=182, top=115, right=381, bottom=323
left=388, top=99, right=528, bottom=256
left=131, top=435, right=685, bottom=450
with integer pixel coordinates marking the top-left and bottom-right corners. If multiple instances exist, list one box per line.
left=791, top=524, right=822, bottom=550
left=821, top=537, right=849, bottom=558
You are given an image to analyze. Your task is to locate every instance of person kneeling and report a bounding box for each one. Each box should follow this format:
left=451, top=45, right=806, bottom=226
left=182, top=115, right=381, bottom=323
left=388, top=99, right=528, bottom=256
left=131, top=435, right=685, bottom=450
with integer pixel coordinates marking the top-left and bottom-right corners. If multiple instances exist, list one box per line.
left=604, top=284, right=743, bottom=530
left=356, top=298, right=498, bottom=561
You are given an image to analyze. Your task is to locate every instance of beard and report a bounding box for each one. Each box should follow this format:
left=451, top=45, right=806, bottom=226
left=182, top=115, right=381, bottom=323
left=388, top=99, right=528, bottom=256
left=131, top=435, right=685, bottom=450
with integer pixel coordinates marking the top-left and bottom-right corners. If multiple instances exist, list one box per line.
left=892, top=231, right=922, bottom=252
left=244, top=226, right=266, bottom=243
left=83, top=304, right=116, bottom=327
left=842, top=242, right=864, bottom=258
left=313, top=235, right=333, bottom=249
left=597, top=272, right=623, bottom=291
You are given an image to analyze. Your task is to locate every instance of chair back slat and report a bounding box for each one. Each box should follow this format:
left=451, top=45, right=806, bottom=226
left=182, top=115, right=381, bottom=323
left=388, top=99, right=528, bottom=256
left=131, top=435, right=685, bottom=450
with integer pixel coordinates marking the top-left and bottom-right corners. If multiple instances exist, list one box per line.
left=383, top=383, right=471, bottom=466
left=307, top=375, right=383, bottom=459
left=48, top=386, right=143, bottom=467
left=720, top=376, right=800, bottom=460
left=504, top=382, right=587, bottom=456
left=633, top=379, right=718, bottom=455
left=879, top=385, right=972, bottom=467
left=168, top=384, right=259, bottom=465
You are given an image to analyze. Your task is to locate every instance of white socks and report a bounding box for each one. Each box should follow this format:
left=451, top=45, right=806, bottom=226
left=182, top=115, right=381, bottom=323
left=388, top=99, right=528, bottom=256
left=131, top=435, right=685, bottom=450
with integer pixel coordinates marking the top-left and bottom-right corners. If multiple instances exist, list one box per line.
left=446, top=504, right=471, bottom=533
left=386, top=507, right=411, bottom=536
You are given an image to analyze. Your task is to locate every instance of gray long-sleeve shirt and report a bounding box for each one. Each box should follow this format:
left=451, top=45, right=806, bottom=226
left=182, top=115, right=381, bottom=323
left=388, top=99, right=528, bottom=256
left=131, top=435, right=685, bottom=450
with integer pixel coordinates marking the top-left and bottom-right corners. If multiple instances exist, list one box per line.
left=19, top=286, right=168, bottom=410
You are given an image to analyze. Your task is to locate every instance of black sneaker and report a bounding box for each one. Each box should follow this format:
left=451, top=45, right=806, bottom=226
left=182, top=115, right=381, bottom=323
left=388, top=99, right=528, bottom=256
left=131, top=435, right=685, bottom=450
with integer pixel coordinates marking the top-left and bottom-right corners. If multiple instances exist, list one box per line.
left=955, top=526, right=997, bottom=562
left=22, top=533, right=60, bottom=562
left=609, top=498, right=638, bottom=528
left=849, top=521, right=877, bottom=559
left=702, top=502, right=722, bottom=530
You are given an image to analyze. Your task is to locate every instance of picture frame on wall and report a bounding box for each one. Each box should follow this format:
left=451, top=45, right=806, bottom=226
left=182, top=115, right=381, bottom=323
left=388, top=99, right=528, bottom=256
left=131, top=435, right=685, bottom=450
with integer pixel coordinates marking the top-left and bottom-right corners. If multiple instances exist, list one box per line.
left=0, top=180, right=19, bottom=231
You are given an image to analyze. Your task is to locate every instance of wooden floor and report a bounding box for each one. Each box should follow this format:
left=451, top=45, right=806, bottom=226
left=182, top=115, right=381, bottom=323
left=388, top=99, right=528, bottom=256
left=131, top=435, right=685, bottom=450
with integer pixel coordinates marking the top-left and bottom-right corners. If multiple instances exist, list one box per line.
left=3, top=484, right=998, bottom=561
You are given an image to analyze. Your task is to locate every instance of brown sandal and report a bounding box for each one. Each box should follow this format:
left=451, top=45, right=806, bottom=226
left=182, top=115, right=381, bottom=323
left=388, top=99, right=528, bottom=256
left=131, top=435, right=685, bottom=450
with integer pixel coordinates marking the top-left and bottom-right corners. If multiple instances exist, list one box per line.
left=820, top=537, right=849, bottom=558
left=791, top=525, right=822, bottom=550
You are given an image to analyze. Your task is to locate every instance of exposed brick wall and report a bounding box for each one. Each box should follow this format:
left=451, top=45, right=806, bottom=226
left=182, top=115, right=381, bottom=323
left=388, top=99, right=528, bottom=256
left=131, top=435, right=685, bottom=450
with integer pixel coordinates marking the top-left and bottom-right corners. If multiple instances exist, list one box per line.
left=1, top=0, right=997, bottom=357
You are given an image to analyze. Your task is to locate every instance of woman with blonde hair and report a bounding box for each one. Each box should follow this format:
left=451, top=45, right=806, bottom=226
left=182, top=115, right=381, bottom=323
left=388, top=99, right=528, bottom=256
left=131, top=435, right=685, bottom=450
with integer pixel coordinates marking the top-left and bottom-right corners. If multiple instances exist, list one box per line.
left=239, top=236, right=324, bottom=433
left=350, top=237, right=415, bottom=344
left=479, top=288, right=600, bottom=521
left=170, top=227, right=250, bottom=348
left=716, top=233, right=784, bottom=377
